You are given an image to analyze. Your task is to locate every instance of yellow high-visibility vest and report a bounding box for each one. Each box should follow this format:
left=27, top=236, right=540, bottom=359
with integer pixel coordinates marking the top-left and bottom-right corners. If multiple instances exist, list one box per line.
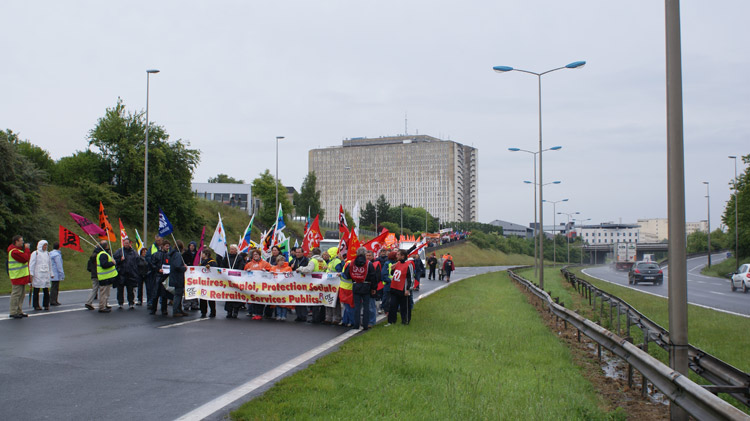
left=96, top=251, right=118, bottom=281
left=8, top=250, right=29, bottom=280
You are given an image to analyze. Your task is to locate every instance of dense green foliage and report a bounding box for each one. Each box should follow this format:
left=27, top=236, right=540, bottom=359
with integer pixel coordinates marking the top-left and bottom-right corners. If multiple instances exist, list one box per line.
left=251, top=169, right=294, bottom=227
left=293, top=171, right=324, bottom=220
left=87, top=99, right=202, bottom=232
left=722, top=154, right=749, bottom=259
left=442, top=220, right=503, bottom=235
left=687, top=228, right=729, bottom=254
left=0, top=130, right=49, bottom=243
left=357, top=195, right=438, bottom=233
left=208, top=173, right=245, bottom=184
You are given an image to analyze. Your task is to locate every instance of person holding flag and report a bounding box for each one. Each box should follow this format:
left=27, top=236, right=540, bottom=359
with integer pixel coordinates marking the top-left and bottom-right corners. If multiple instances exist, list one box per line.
left=341, top=247, right=377, bottom=331
left=113, top=238, right=139, bottom=310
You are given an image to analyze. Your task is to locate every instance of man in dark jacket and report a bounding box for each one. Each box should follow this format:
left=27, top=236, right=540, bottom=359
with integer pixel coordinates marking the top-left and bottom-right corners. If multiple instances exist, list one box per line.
left=144, top=236, right=163, bottom=310
left=221, top=244, right=245, bottom=318
left=113, top=238, right=139, bottom=309
left=169, top=241, right=188, bottom=317
left=426, top=253, right=438, bottom=280
left=95, top=241, right=118, bottom=313
left=149, top=241, right=172, bottom=315
left=342, top=247, right=377, bottom=330
left=289, top=247, right=309, bottom=322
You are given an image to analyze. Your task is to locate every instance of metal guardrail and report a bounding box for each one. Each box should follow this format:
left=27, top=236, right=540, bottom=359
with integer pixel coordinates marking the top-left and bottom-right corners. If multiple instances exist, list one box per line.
left=507, top=268, right=750, bottom=420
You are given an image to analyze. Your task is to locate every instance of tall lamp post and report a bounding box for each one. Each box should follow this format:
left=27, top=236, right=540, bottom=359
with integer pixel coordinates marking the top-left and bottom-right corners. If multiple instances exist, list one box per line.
left=510, top=145, right=562, bottom=277
left=495, top=60, right=586, bottom=289
left=525, top=180, right=561, bottom=278
left=275, top=136, right=285, bottom=214
left=543, top=198, right=568, bottom=266
left=558, top=211, right=580, bottom=264
left=703, top=181, right=711, bottom=268
left=729, top=156, right=739, bottom=271
left=143, top=69, right=160, bottom=243
left=574, top=217, right=591, bottom=264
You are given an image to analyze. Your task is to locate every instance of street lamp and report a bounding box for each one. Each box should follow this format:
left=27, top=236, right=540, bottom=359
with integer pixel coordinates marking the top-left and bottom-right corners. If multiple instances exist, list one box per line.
left=495, top=60, right=585, bottom=289
left=729, top=156, right=739, bottom=271
left=143, top=69, right=159, bottom=243
left=703, top=181, right=711, bottom=268
left=510, top=145, right=561, bottom=277
left=574, top=217, right=591, bottom=264
left=558, top=211, right=580, bottom=264
left=543, top=198, right=568, bottom=266
left=275, top=136, right=285, bottom=215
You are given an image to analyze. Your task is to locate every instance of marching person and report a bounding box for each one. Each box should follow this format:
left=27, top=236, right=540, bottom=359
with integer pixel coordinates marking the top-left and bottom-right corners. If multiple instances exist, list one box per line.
left=85, top=247, right=100, bottom=310
left=137, top=247, right=149, bottom=305
left=49, top=242, right=64, bottom=306
left=426, top=253, right=438, bottom=280
left=365, top=250, right=381, bottom=326
left=169, top=241, right=188, bottom=317
left=199, top=249, right=217, bottom=318
left=271, top=257, right=293, bottom=321
left=149, top=240, right=172, bottom=316
left=289, top=247, right=309, bottom=322
left=342, top=247, right=377, bottom=331
left=442, top=253, right=454, bottom=283
left=245, top=249, right=272, bottom=320
left=95, top=241, right=118, bottom=313
left=296, top=247, right=327, bottom=323
left=29, top=240, right=52, bottom=311
left=221, top=244, right=245, bottom=319
left=113, top=238, right=139, bottom=309
left=387, top=249, right=414, bottom=325
left=182, top=241, right=200, bottom=311
left=145, top=236, right=163, bottom=310
left=7, top=235, right=31, bottom=319
left=324, top=249, right=344, bottom=325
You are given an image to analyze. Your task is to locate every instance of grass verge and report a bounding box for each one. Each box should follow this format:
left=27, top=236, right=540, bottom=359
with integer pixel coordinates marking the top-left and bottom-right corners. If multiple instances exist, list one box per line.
left=232, top=272, right=623, bottom=420
left=435, top=242, right=535, bottom=267
left=701, top=256, right=750, bottom=279
left=518, top=265, right=750, bottom=413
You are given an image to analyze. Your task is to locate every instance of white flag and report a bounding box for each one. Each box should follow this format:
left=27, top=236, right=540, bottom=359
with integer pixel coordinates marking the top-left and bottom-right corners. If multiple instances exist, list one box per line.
left=352, top=200, right=360, bottom=237
left=209, top=213, right=227, bottom=258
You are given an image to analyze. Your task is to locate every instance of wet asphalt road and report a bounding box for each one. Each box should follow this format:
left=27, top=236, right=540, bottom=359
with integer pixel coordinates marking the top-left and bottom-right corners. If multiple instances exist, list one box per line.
left=0, top=266, right=509, bottom=421
left=582, top=253, right=749, bottom=316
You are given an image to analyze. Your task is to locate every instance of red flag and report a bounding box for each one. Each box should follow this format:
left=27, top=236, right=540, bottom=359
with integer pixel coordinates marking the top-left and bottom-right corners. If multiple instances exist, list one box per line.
left=118, top=218, right=129, bottom=242
left=346, top=229, right=360, bottom=262
left=69, top=212, right=105, bottom=236
left=59, top=225, right=83, bottom=252
left=337, top=224, right=350, bottom=257
left=302, top=215, right=323, bottom=254
left=362, top=229, right=389, bottom=256
left=193, top=226, right=205, bottom=265
left=338, top=204, right=348, bottom=234
left=98, top=202, right=116, bottom=242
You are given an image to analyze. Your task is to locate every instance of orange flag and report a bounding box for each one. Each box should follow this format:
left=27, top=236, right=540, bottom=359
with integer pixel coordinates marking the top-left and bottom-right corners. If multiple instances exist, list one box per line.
left=98, top=202, right=117, bottom=242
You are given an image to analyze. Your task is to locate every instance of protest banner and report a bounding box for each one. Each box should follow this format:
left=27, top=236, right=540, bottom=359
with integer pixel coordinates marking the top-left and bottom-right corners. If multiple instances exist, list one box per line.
left=184, top=268, right=340, bottom=308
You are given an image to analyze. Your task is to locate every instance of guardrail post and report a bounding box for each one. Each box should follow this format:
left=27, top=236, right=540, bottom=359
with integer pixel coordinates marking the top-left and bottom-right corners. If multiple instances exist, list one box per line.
left=616, top=303, right=621, bottom=335
left=608, top=300, right=613, bottom=329
left=577, top=328, right=581, bottom=342
left=626, top=311, right=631, bottom=338
left=626, top=336, right=634, bottom=389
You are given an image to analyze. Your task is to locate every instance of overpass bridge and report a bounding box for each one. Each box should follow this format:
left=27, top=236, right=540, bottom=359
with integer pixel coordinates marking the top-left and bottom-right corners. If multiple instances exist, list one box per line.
left=583, top=243, right=668, bottom=265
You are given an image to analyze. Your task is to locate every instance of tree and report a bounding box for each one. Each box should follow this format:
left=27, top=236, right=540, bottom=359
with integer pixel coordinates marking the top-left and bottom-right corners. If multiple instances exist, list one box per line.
left=375, top=195, right=390, bottom=225
left=0, top=130, right=49, bottom=243
left=722, top=154, right=750, bottom=259
left=52, top=150, right=110, bottom=186
left=360, top=201, right=376, bottom=227
left=251, top=169, right=293, bottom=227
left=14, top=137, right=55, bottom=173
left=293, top=171, right=324, bottom=220
left=87, top=99, right=202, bottom=232
left=208, top=174, right=245, bottom=184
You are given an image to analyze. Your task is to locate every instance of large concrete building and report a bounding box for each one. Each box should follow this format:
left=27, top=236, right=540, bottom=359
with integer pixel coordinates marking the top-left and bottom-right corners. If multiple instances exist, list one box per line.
left=309, top=135, right=478, bottom=223
left=637, top=218, right=708, bottom=243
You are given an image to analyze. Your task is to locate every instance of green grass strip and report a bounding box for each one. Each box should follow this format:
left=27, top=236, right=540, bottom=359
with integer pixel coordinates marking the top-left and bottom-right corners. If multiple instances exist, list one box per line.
left=232, top=272, right=621, bottom=420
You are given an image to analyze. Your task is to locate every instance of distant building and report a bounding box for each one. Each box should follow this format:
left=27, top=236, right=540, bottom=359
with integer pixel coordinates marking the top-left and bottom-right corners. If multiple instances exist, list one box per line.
left=309, top=134, right=478, bottom=223
left=192, top=182, right=252, bottom=214
left=489, top=219, right=533, bottom=238
left=638, top=218, right=708, bottom=242
left=575, top=223, right=640, bottom=245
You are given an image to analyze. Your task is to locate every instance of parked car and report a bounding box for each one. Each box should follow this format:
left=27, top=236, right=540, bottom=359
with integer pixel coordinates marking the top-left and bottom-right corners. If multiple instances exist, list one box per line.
left=730, top=264, right=750, bottom=293
left=628, top=261, right=663, bottom=285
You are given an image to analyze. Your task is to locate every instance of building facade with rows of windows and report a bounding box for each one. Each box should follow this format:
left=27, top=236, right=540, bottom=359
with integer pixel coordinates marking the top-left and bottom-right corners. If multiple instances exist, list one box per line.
left=575, top=223, right=640, bottom=244
left=309, top=135, right=478, bottom=223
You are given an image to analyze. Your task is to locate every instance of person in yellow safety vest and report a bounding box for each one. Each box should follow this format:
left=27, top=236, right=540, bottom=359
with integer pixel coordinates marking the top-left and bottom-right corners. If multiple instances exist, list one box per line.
left=296, top=247, right=327, bottom=323
left=324, top=249, right=344, bottom=325
left=95, top=241, right=118, bottom=313
left=7, top=235, right=32, bottom=319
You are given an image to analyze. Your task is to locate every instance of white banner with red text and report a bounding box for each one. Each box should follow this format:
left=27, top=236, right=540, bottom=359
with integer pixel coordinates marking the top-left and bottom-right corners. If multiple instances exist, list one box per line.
left=184, top=267, right=340, bottom=307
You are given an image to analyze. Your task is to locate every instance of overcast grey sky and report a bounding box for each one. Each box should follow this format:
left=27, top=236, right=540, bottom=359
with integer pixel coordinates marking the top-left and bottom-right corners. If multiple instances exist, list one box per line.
left=2, top=1, right=747, bottom=229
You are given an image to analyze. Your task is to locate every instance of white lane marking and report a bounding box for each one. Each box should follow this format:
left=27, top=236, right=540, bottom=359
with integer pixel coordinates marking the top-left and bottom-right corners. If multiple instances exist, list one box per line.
left=2, top=307, right=88, bottom=321
left=709, top=291, right=730, bottom=297
left=158, top=317, right=211, bottom=329
left=173, top=268, right=500, bottom=421
left=580, top=269, right=750, bottom=319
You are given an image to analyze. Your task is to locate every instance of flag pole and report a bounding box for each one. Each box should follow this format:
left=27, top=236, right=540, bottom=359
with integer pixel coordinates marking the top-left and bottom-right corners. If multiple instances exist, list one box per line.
left=232, top=213, right=253, bottom=268
left=105, top=228, right=116, bottom=260
left=78, top=235, right=97, bottom=248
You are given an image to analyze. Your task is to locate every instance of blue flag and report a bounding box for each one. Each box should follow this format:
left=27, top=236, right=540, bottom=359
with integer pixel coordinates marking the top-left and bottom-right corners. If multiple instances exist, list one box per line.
left=275, top=205, right=285, bottom=231
left=158, top=208, right=174, bottom=237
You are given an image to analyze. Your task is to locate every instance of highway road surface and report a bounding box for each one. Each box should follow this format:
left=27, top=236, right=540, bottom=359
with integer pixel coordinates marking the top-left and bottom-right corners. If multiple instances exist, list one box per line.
left=0, top=266, right=509, bottom=421
left=582, top=253, right=749, bottom=317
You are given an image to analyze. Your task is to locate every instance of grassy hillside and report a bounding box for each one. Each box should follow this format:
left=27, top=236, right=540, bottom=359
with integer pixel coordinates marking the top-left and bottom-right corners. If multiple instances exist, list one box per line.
left=431, top=241, right=535, bottom=267
left=1, top=185, right=295, bottom=295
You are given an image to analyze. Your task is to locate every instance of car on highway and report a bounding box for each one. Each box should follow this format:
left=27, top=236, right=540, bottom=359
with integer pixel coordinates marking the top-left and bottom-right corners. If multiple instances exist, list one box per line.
left=628, top=261, right=663, bottom=285
left=730, top=263, right=750, bottom=293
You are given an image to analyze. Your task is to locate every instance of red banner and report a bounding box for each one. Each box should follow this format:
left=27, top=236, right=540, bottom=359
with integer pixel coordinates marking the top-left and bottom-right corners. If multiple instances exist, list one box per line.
left=59, top=225, right=84, bottom=252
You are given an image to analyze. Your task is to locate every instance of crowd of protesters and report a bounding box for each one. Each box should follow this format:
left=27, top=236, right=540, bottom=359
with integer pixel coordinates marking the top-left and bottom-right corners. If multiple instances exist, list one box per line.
left=7, top=234, right=456, bottom=329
